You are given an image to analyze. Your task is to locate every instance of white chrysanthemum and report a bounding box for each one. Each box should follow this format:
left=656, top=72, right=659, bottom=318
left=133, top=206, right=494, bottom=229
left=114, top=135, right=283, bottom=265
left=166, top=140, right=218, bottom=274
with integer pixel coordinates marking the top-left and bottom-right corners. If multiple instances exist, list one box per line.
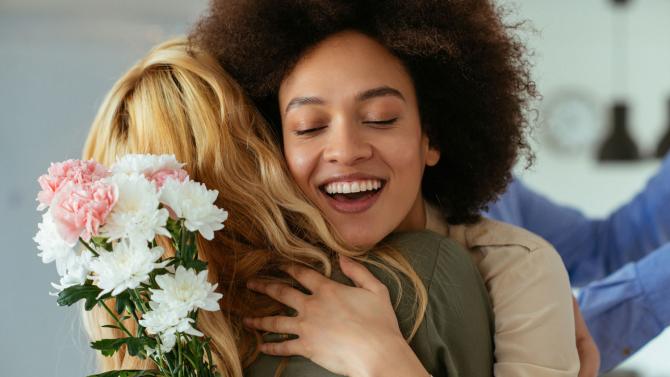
left=34, top=209, right=77, bottom=264
left=111, top=154, right=184, bottom=176
left=139, top=303, right=203, bottom=353
left=159, top=179, right=228, bottom=240
left=158, top=332, right=177, bottom=354
left=89, top=240, right=167, bottom=297
left=149, top=266, right=222, bottom=315
left=50, top=249, right=93, bottom=294
left=99, top=173, right=170, bottom=243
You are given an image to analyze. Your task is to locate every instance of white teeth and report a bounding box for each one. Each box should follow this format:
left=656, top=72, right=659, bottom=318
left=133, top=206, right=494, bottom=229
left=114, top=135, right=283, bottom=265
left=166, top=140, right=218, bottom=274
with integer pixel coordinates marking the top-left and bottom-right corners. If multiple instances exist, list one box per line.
left=324, top=179, right=384, bottom=194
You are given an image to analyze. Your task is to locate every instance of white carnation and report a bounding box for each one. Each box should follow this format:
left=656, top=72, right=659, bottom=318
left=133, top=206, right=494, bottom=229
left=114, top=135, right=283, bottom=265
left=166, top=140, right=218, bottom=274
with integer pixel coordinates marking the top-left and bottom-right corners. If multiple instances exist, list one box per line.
left=50, top=249, right=94, bottom=294
left=34, top=209, right=76, bottom=264
left=159, top=179, right=228, bottom=240
left=149, top=266, right=222, bottom=315
left=139, top=302, right=203, bottom=353
left=111, top=154, right=184, bottom=176
left=89, top=240, right=167, bottom=297
left=99, top=173, right=170, bottom=243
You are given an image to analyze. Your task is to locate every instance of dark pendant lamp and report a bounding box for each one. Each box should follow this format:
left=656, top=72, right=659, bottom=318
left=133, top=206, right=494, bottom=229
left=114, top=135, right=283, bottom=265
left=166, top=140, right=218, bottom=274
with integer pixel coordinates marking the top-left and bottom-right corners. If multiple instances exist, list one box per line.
left=598, top=0, right=641, bottom=161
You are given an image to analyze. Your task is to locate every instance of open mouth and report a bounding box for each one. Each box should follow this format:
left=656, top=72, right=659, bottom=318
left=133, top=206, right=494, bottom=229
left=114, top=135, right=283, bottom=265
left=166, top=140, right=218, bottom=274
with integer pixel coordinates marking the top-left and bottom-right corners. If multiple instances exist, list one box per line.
left=318, top=180, right=386, bottom=213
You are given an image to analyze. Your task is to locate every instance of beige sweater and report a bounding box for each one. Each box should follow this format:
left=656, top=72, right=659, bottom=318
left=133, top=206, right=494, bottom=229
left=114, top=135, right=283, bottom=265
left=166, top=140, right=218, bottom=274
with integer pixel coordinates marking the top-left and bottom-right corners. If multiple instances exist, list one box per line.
left=425, top=201, right=580, bottom=377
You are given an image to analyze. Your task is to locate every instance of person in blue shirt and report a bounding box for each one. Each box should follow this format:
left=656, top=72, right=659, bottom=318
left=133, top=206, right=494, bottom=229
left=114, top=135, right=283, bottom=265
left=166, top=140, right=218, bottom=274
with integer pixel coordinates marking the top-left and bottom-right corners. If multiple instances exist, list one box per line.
left=487, top=154, right=670, bottom=373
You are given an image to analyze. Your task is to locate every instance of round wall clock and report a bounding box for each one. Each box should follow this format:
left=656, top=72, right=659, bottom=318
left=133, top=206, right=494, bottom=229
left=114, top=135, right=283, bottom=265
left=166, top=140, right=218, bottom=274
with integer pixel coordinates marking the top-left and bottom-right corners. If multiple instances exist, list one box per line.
left=541, top=91, right=602, bottom=153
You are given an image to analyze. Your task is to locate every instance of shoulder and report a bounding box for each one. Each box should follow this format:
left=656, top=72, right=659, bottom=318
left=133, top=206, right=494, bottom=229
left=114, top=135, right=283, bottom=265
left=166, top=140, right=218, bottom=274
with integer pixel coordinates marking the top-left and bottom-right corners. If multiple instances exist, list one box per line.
left=383, top=229, right=494, bottom=330
left=450, top=218, right=561, bottom=267
left=381, top=229, right=471, bottom=283
left=245, top=355, right=344, bottom=377
left=448, top=218, right=568, bottom=290
left=450, top=217, right=550, bottom=253
left=383, top=230, right=495, bottom=376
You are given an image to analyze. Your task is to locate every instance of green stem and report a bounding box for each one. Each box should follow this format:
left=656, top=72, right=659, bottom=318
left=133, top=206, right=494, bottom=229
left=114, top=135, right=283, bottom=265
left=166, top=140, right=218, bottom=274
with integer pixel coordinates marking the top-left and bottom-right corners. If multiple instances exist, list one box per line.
left=177, top=333, right=183, bottom=377
left=79, top=238, right=100, bottom=257
left=132, top=289, right=149, bottom=314
left=176, top=335, right=198, bottom=375
left=128, top=307, right=143, bottom=337
left=183, top=354, right=199, bottom=372
left=179, top=219, right=186, bottom=262
left=153, top=348, right=171, bottom=377
left=205, top=341, right=214, bottom=371
left=99, top=300, right=132, bottom=337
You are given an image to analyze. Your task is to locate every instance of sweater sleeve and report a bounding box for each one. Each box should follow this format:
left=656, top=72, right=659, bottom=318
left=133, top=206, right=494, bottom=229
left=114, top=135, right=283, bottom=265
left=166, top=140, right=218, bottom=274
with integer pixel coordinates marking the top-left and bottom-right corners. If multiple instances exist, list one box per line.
left=244, top=354, right=344, bottom=377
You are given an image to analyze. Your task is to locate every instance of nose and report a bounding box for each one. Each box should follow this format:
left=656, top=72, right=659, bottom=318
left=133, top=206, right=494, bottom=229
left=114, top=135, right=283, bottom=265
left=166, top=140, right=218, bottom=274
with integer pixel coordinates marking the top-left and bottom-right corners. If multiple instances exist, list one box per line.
left=322, top=120, right=372, bottom=165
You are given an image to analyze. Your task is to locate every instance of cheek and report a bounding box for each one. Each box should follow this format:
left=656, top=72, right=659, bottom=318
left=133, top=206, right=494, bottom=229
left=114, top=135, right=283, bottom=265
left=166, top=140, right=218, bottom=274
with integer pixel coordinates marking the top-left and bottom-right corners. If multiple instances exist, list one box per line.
left=377, top=134, right=425, bottom=174
left=284, top=144, right=318, bottom=189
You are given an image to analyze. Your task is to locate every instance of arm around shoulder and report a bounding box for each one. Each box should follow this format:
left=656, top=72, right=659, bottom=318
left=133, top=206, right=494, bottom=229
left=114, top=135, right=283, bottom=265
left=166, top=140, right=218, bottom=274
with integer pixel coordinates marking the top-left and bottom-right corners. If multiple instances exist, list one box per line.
left=476, top=239, right=580, bottom=377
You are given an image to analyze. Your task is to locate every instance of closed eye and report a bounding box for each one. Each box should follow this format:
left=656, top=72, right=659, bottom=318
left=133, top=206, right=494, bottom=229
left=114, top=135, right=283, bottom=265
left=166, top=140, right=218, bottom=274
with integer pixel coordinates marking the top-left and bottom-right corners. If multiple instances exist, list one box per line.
left=294, top=125, right=327, bottom=136
left=364, top=118, right=398, bottom=126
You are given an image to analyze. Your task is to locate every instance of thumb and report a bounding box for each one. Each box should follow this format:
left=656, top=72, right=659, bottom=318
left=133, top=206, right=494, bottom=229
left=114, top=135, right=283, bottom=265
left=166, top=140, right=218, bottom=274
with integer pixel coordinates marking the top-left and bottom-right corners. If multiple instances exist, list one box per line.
left=339, top=254, right=388, bottom=296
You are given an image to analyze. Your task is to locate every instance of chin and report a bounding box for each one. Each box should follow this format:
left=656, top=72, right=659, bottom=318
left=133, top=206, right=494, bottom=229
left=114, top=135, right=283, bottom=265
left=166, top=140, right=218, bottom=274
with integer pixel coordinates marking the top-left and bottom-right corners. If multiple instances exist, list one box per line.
left=340, top=229, right=383, bottom=250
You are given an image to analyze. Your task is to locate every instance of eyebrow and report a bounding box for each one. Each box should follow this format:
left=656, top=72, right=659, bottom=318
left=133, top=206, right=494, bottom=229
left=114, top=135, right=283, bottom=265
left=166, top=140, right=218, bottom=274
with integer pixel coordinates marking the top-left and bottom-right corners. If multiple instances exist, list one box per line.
left=284, top=85, right=406, bottom=114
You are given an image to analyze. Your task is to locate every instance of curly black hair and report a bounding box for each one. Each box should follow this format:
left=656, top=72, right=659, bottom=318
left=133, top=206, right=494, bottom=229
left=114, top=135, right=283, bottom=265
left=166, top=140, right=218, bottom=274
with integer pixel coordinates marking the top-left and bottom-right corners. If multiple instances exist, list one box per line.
left=189, top=0, right=537, bottom=224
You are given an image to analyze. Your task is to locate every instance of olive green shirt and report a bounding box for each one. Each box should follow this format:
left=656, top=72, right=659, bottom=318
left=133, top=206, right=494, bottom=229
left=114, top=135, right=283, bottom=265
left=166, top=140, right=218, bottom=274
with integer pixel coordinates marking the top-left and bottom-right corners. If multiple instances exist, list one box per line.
left=244, top=230, right=495, bottom=377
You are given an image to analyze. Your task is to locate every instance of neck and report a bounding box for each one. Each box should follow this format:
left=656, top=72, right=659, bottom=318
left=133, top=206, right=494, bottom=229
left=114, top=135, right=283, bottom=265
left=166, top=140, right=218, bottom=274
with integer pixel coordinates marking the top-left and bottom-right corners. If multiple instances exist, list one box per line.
left=394, top=189, right=427, bottom=232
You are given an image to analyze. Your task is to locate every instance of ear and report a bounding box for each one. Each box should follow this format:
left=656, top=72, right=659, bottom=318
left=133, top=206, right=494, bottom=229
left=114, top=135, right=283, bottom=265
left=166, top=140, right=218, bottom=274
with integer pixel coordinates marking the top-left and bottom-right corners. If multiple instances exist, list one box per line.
left=421, top=132, right=441, bottom=167
left=426, top=145, right=440, bottom=167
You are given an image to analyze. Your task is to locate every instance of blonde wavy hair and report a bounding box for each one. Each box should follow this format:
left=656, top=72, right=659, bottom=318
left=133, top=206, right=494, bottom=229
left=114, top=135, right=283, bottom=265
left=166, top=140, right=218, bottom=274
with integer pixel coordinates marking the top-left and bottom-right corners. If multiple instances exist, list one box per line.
left=81, top=37, right=427, bottom=377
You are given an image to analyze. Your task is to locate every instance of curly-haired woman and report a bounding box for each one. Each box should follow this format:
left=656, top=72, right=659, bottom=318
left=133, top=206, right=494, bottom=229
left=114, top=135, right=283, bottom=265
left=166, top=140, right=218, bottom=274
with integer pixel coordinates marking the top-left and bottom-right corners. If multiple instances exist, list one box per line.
left=189, top=1, right=581, bottom=376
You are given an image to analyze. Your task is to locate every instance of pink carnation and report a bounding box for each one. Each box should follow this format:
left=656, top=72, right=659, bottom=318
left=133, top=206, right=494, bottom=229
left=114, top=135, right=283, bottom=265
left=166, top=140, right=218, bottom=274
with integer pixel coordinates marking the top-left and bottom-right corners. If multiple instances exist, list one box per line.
left=37, top=159, right=110, bottom=211
left=147, top=168, right=189, bottom=189
left=51, top=181, right=118, bottom=245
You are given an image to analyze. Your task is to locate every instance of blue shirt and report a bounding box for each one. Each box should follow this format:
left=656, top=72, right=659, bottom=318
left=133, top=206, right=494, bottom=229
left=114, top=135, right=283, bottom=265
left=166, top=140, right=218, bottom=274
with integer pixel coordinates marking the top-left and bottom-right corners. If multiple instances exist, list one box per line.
left=484, top=157, right=670, bottom=372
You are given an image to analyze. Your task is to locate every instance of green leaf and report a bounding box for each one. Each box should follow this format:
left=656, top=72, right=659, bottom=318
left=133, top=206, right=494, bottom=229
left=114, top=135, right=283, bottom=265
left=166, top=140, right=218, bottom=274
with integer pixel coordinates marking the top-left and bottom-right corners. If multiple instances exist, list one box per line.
left=150, top=267, right=169, bottom=276
left=114, top=291, right=137, bottom=315
left=165, top=216, right=181, bottom=238
left=90, top=338, right=126, bottom=357
left=91, top=337, right=155, bottom=357
left=114, top=291, right=130, bottom=314
left=126, top=337, right=155, bottom=357
left=90, top=236, right=113, bottom=251
left=181, top=259, right=208, bottom=272
left=57, top=284, right=105, bottom=310
left=87, top=369, right=161, bottom=377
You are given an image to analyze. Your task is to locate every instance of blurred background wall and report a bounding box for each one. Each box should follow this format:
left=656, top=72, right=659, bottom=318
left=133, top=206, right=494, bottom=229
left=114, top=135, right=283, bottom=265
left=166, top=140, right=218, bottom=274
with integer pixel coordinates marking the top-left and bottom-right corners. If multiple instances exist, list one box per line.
left=1, top=0, right=668, bottom=376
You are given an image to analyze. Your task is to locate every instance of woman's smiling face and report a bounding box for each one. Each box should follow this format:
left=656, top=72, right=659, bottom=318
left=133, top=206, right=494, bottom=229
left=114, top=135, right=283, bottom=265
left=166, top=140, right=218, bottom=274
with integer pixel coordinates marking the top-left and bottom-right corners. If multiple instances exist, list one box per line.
left=279, top=30, right=440, bottom=248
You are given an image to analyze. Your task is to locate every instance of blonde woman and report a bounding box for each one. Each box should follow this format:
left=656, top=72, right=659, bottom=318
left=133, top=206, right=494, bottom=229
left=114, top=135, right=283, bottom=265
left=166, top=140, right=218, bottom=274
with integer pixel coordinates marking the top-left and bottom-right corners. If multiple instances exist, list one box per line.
left=81, top=38, right=495, bottom=376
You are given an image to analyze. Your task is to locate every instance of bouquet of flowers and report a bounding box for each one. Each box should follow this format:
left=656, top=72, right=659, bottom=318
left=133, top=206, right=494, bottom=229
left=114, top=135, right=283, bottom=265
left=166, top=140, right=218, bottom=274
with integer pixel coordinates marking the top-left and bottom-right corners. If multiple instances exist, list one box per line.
left=33, top=154, right=228, bottom=377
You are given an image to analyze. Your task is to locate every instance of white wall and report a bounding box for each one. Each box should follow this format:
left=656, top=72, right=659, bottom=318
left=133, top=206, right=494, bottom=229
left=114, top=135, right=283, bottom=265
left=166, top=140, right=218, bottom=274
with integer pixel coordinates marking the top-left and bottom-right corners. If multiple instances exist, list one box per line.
left=0, top=2, right=208, bottom=376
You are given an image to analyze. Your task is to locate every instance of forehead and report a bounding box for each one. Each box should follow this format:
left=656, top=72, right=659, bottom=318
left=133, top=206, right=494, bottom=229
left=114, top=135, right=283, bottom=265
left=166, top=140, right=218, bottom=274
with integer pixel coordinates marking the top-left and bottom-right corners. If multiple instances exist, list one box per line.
left=278, top=31, right=415, bottom=105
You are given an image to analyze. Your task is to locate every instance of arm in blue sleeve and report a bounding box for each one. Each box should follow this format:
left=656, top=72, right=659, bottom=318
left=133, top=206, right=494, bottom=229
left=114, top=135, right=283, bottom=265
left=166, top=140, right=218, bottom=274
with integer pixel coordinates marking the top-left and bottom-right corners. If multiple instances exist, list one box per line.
left=578, top=245, right=670, bottom=372
left=485, top=154, right=670, bottom=286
